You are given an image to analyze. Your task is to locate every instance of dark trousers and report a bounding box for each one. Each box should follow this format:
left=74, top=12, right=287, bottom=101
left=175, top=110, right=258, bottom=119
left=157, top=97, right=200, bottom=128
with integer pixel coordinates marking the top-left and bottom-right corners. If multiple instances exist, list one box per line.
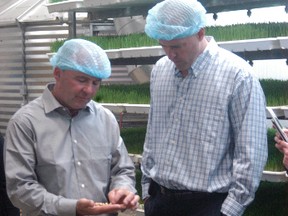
left=1, top=134, right=20, bottom=216
left=144, top=180, right=227, bottom=216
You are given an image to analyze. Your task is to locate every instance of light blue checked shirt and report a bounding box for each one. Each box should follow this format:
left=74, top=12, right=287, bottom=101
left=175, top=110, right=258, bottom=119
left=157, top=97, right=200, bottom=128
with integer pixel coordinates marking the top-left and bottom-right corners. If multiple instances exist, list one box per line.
left=141, top=37, right=268, bottom=216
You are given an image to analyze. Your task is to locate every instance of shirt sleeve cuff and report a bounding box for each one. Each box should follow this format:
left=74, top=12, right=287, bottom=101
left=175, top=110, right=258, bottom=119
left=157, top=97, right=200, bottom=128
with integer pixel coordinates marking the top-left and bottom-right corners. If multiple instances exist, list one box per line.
left=58, top=198, right=78, bottom=216
left=221, top=195, right=245, bottom=216
left=141, top=182, right=150, bottom=200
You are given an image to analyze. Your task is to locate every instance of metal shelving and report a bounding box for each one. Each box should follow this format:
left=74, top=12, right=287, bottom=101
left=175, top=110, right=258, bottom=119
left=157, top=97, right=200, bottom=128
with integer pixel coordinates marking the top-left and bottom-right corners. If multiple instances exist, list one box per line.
left=48, top=37, right=288, bottom=65
left=45, top=0, right=288, bottom=63
left=104, top=37, right=288, bottom=65
left=46, top=0, right=287, bottom=17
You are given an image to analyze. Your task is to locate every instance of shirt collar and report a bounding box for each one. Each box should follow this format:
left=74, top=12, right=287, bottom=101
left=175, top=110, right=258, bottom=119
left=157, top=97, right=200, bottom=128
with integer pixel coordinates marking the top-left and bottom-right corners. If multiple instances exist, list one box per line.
left=190, top=36, right=218, bottom=76
left=174, top=67, right=194, bottom=78
left=42, top=83, right=91, bottom=115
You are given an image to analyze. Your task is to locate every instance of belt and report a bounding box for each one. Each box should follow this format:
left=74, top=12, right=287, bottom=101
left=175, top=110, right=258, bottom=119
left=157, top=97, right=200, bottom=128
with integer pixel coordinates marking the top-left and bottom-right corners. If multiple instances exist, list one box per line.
left=151, top=180, right=228, bottom=201
left=154, top=181, right=192, bottom=195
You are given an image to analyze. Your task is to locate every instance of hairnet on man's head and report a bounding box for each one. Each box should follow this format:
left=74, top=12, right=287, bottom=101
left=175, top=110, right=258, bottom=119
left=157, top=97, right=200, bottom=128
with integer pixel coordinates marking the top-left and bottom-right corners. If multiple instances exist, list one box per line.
left=145, top=0, right=207, bottom=41
left=50, top=38, right=111, bottom=79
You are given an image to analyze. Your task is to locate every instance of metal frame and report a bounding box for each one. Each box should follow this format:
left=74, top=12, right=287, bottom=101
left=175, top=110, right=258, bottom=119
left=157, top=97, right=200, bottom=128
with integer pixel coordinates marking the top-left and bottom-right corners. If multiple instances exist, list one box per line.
left=104, top=37, right=288, bottom=65
left=46, top=0, right=288, bottom=15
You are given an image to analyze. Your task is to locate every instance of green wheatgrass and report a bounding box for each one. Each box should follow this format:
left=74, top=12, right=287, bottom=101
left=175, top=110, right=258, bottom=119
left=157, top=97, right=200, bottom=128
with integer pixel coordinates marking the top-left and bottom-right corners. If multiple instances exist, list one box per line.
left=50, top=22, right=288, bottom=52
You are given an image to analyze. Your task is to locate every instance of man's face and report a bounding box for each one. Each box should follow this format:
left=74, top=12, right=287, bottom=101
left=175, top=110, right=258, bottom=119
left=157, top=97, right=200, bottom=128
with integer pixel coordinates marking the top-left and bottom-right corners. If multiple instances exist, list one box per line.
left=53, top=68, right=101, bottom=111
left=159, top=34, right=201, bottom=72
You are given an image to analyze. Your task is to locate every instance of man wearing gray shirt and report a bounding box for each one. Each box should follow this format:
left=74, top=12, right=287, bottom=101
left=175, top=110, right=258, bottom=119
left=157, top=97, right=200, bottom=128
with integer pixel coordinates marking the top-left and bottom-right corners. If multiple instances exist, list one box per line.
left=4, top=39, right=139, bottom=216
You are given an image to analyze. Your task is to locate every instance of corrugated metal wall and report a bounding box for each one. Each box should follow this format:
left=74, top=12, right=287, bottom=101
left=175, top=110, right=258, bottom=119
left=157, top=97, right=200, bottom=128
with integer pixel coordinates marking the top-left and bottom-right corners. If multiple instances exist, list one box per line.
left=0, top=24, right=23, bottom=134
left=0, top=21, right=134, bottom=134
left=25, top=23, right=67, bottom=101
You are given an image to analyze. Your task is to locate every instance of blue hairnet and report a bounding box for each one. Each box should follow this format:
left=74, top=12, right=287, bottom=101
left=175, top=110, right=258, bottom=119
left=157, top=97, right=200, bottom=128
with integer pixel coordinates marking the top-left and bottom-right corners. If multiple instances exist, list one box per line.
left=50, top=39, right=111, bottom=79
left=145, top=0, right=207, bottom=40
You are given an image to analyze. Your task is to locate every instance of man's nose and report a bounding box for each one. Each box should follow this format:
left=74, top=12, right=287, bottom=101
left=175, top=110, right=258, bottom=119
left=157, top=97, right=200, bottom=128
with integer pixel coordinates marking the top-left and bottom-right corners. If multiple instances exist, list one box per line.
left=83, top=83, right=95, bottom=94
left=167, top=48, right=176, bottom=60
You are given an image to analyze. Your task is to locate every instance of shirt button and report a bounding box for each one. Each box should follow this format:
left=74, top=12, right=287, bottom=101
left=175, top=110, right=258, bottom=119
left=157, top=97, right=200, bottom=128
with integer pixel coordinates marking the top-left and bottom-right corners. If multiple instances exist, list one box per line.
left=81, top=184, right=85, bottom=188
left=74, top=140, right=77, bottom=143
left=77, top=161, right=81, bottom=166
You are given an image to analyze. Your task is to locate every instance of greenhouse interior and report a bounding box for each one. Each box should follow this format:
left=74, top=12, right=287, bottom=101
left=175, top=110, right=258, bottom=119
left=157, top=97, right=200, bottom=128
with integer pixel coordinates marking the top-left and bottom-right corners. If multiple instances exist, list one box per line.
left=0, top=0, right=288, bottom=215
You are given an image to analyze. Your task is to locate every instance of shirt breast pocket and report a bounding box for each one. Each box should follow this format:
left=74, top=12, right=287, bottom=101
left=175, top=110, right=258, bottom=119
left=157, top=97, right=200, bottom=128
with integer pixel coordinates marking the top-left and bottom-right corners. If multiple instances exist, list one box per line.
left=88, top=145, right=112, bottom=181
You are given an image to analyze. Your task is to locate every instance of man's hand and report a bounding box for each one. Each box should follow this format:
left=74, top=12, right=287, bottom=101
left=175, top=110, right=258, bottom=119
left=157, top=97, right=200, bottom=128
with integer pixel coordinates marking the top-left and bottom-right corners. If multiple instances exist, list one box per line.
left=108, top=188, right=140, bottom=210
left=76, top=198, right=126, bottom=216
left=275, top=129, right=288, bottom=170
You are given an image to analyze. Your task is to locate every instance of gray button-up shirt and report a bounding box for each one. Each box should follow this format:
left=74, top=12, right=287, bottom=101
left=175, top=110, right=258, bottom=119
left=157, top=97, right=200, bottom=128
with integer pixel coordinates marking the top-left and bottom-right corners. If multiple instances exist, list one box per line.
left=4, top=83, right=136, bottom=216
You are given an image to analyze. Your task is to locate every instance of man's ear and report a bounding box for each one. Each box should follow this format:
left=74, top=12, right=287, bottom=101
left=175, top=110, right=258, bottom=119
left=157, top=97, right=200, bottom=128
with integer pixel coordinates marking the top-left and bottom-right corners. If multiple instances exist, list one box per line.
left=53, top=67, right=61, bottom=79
left=197, top=28, right=205, bottom=40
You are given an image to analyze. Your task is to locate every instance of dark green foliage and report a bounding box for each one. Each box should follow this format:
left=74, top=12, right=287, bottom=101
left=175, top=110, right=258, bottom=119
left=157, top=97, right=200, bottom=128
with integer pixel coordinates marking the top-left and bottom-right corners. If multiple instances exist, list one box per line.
left=260, top=79, right=288, bottom=106
left=265, top=128, right=284, bottom=171
left=135, top=168, right=142, bottom=201
left=206, top=22, right=288, bottom=41
left=93, top=80, right=288, bottom=106
left=95, top=83, right=150, bottom=104
left=244, top=182, right=288, bottom=216
left=120, top=127, right=146, bottom=154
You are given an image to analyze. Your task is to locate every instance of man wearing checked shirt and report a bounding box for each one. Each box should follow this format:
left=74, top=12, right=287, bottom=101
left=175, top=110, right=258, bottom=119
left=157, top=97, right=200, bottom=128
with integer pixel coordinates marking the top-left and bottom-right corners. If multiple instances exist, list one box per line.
left=141, top=0, right=268, bottom=215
